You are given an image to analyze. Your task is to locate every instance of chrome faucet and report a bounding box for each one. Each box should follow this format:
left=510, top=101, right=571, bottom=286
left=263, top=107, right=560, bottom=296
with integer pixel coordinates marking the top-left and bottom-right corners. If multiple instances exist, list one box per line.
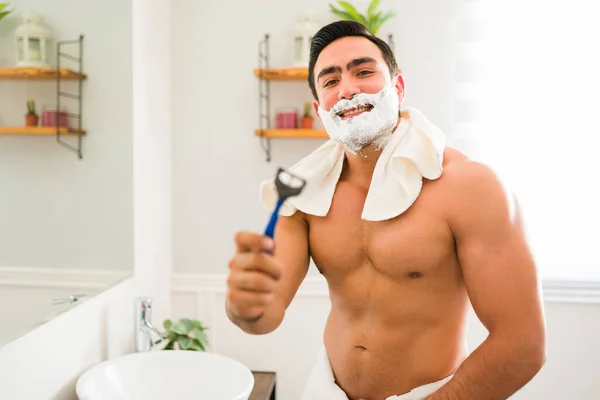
left=134, top=297, right=166, bottom=352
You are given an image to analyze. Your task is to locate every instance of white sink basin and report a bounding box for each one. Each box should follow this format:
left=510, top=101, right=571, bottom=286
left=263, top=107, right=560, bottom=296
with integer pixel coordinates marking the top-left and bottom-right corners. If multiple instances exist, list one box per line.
left=76, top=350, right=255, bottom=400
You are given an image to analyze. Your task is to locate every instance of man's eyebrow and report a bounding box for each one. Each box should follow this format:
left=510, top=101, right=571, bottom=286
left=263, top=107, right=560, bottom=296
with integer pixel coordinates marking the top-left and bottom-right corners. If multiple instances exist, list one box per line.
left=346, top=57, right=377, bottom=70
left=316, top=57, right=378, bottom=82
left=317, top=65, right=342, bottom=81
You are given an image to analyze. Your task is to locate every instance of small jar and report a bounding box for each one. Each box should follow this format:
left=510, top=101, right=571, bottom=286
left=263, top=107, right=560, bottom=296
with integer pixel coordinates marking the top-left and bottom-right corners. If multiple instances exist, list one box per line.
left=275, top=108, right=298, bottom=129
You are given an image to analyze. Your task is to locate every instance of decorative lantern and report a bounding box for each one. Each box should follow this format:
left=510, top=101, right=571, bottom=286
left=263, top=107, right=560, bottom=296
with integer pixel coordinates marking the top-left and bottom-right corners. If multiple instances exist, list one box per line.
left=15, top=12, right=51, bottom=68
left=292, top=14, right=318, bottom=67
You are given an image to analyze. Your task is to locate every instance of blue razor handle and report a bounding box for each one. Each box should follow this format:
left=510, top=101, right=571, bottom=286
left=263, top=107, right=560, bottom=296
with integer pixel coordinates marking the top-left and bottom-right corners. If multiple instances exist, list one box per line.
left=264, top=198, right=285, bottom=239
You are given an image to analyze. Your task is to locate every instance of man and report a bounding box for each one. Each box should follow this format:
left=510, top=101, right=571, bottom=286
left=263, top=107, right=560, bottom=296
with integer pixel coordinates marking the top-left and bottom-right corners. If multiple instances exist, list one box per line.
left=226, top=20, right=546, bottom=400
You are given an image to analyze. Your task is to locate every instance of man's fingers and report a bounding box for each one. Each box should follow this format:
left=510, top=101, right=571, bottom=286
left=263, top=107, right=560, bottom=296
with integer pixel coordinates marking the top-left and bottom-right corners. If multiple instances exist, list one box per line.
left=230, top=252, right=282, bottom=281
left=227, top=289, right=275, bottom=308
left=228, top=270, right=278, bottom=293
left=235, top=231, right=274, bottom=253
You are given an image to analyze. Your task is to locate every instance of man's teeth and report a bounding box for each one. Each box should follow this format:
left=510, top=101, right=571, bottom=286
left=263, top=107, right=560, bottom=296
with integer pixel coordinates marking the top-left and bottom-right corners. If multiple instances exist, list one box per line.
left=338, top=105, right=372, bottom=118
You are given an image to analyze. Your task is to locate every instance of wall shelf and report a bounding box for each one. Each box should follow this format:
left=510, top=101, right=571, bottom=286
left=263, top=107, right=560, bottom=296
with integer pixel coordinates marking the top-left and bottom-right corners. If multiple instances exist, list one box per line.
left=254, top=129, right=327, bottom=139
left=0, top=35, right=87, bottom=159
left=0, top=126, right=86, bottom=135
left=0, top=67, right=87, bottom=81
left=253, top=67, right=308, bottom=81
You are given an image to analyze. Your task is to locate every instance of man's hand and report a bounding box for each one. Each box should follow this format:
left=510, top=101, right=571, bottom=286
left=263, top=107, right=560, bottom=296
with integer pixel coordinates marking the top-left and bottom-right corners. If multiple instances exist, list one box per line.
left=226, top=231, right=283, bottom=322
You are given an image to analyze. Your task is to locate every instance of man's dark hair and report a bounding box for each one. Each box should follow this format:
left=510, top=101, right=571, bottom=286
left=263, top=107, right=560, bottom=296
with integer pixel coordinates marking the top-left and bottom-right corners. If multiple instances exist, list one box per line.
left=307, top=20, right=399, bottom=101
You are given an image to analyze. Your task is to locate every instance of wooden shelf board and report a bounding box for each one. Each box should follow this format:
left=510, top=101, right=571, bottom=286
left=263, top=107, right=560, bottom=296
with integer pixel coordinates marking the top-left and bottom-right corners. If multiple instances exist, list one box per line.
left=253, top=67, right=308, bottom=81
left=254, top=129, right=328, bottom=139
left=0, top=126, right=86, bottom=135
left=0, top=67, right=87, bottom=81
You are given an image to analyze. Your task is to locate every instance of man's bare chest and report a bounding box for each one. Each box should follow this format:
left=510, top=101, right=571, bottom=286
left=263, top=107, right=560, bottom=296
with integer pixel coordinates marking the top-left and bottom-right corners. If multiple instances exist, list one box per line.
left=306, top=182, right=456, bottom=281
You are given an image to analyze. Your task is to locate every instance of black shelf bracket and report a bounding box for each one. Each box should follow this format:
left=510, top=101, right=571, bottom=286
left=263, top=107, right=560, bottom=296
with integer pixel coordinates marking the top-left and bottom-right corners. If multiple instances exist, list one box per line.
left=56, top=34, right=84, bottom=160
left=388, top=33, right=395, bottom=55
left=257, top=33, right=271, bottom=162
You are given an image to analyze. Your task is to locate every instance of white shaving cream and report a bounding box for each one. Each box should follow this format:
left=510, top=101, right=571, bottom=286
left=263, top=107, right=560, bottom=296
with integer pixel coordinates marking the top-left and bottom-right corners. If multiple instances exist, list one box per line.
left=318, top=85, right=400, bottom=154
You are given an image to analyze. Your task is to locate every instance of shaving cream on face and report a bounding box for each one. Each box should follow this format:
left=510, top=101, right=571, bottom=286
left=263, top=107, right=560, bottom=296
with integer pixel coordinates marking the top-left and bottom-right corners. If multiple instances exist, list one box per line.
left=318, top=85, right=400, bottom=154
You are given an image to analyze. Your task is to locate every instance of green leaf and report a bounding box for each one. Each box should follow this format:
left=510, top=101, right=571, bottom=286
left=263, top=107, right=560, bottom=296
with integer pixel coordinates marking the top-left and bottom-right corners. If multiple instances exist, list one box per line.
left=177, top=336, right=194, bottom=350
left=337, top=1, right=367, bottom=25
left=163, top=319, right=173, bottom=330
left=0, top=4, right=8, bottom=12
left=367, top=0, right=381, bottom=20
left=370, top=10, right=395, bottom=34
left=171, top=319, right=195, bottom=335
left=163, top=340, right=175, bottom=350
left=329, top=5, right=356, bottom=22
left=0, top=11, right=10, bottom=21
left=189, top=339, right=204, bottom=351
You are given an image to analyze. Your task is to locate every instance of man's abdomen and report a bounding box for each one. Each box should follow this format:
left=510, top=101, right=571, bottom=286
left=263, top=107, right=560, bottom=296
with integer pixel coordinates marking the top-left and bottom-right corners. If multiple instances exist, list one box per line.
left=323, top=286, right=470, bottom=399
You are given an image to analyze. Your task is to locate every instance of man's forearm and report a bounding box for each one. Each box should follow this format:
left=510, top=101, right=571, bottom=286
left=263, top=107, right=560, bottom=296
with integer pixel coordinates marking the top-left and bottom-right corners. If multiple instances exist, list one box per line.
left=225, top=297, right=285, bottom=335
left=427, top=335, right=545, bottom=400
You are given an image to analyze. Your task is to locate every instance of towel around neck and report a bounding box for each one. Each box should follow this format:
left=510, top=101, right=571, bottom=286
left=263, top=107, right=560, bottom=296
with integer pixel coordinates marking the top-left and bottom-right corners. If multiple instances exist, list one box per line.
left=259, top=108, right=446, bottom=222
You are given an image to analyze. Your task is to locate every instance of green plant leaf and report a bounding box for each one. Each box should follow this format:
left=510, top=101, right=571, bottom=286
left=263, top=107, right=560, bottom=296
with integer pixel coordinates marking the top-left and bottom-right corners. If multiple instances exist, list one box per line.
left=163, top=319, right=173, bottom=330
left=189, top=339, right=204, bottom=351
left=192, top=320, right=208, bottom=330
left=177, top=336, right=194, bottom=350
left=370, top=10, right=395, bottom=34
left=0, top=4, right=8, bottom=12
left=329, top=5, right=356, bottom=22
left=193, top=328, right=209, bottom=348
left=337, top=1, right=367, bottom=25
left=367, top=0, right=381, bottom=20
left=163, top=340, right=176, bottom=350
left=170, top=319, right=195, bottom=335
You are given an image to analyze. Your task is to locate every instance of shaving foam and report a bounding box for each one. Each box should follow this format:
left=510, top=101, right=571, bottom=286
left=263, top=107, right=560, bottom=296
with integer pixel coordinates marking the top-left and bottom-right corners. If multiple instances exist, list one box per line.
left=318, top=85, right=400, bottom=154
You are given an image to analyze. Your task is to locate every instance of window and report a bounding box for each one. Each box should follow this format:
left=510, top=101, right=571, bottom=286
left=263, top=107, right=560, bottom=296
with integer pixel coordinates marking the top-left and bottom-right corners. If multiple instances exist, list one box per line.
left=455, top=0, right=600, bottom=281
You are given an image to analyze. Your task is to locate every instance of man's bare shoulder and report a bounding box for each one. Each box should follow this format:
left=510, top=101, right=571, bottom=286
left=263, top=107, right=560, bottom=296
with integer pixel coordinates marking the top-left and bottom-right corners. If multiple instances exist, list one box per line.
left=439, top=147, right=514, bottom=220
left=441, top=146, right=501, bottom=188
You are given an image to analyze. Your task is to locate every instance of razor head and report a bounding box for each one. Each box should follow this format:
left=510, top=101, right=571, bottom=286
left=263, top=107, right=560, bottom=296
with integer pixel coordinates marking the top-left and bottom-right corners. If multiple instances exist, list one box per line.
left=274, top=167, right=306, bottom=201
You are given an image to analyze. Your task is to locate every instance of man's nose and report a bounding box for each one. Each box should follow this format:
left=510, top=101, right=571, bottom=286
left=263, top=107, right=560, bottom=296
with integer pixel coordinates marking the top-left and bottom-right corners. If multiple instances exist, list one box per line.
left=338, top=80, right=360, bottom=100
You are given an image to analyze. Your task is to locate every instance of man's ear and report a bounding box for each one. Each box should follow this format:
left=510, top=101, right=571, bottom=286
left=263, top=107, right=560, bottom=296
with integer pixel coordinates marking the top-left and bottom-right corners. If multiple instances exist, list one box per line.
left=312, top=100, right=322, bottom=121
left=394, top=74, right=405, bottom=104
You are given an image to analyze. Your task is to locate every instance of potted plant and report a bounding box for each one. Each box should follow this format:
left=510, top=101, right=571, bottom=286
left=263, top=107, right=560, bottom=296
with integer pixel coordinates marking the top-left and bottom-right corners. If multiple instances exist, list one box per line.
left=329, top=0, right=395, bottom=35
left=0, top=3, right=13, bottom=24
left=300, top=102, right=314, bottom=129
left=25, top=100, right=39, bottom=126
left=161, top=318, right=209, bottom=351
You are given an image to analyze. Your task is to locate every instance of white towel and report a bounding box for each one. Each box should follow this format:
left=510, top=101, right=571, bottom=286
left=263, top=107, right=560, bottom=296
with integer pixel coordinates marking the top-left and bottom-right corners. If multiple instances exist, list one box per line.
left=260, top=108, right=445, bottom=221
left=301, top=343, right=453, bottom=400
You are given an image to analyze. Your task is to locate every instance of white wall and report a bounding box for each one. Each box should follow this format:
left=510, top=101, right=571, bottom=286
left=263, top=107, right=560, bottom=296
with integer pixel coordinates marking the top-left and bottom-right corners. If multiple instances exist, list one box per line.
left=170, top=0, right=600, bottom=399
left=0, top=0, right=133, bottom=271
left=0, top=0, right=171, bottom=398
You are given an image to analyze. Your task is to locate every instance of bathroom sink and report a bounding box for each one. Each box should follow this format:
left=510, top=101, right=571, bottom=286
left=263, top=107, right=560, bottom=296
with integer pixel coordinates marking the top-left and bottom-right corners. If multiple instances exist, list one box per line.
left=76, top=350, right=255, bottom=400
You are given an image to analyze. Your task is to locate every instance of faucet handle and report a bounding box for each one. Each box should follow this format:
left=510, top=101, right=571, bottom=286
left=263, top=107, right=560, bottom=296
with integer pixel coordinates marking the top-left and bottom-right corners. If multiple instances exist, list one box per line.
left=136, top=296, right=152, bottom=307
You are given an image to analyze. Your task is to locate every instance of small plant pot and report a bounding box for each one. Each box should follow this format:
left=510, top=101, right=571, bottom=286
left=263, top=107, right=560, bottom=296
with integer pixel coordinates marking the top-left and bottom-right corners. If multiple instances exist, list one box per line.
left=300, top=117, right=313, bottom=129
left=25, top=114, right=39, bottom=127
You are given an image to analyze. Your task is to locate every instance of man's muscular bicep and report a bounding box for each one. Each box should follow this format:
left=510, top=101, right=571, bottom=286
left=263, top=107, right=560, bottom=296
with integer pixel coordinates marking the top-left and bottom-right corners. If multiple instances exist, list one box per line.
left=445, top=161, right=545, bottom=339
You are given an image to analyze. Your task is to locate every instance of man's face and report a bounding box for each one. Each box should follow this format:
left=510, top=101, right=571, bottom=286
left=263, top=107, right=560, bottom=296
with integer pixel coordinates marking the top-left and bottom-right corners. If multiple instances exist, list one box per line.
left=312, top=36, right=405, bottom=153
left=312, top=36, right=404, bottom=114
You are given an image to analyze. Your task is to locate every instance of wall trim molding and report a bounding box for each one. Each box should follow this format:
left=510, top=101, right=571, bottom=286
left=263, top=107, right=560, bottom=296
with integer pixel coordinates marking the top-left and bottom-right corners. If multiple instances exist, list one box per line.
left=171, top=273, right=600, bottom=304
left=0, top=266, right=132, bottom=289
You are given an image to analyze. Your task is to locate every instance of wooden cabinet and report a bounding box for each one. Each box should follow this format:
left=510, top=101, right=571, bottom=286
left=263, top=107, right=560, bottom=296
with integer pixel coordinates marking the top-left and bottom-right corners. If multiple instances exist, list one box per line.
left=250, top=371, right=277, bottom=400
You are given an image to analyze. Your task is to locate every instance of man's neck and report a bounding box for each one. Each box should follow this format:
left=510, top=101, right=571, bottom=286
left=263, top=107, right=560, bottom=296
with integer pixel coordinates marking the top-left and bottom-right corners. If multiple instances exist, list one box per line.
left=340, top=114, right=404, bottom=189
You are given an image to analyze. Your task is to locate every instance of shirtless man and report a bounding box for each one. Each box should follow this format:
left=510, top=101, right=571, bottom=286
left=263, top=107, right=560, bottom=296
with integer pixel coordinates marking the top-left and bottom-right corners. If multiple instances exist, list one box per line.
left=226, top=21, right=546, bottom=400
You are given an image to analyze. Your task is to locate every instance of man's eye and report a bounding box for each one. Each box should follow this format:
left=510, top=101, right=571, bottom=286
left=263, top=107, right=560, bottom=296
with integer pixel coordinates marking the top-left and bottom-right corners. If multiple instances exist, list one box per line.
left=324, top=79, right=338, bottom=87
left=357, top=70, right=373, bottom=76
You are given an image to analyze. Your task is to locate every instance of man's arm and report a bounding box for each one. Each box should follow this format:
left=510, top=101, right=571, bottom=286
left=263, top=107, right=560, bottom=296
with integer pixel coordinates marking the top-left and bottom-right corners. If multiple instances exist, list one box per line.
left=428, top=161, right=546, bottom=400
left=226, top=211, right=310, bottom=335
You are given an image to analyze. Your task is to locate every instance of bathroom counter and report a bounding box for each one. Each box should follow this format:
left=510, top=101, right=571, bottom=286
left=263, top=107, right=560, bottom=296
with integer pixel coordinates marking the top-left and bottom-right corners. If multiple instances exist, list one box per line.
left=250, top=371, right=276, bottom=400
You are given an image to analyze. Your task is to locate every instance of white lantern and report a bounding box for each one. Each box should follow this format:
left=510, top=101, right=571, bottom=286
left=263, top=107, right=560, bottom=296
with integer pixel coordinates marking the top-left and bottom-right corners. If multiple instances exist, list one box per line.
left=15, top=12, right=51, bottom=68
left=292, top=14, right=318, bottom=67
